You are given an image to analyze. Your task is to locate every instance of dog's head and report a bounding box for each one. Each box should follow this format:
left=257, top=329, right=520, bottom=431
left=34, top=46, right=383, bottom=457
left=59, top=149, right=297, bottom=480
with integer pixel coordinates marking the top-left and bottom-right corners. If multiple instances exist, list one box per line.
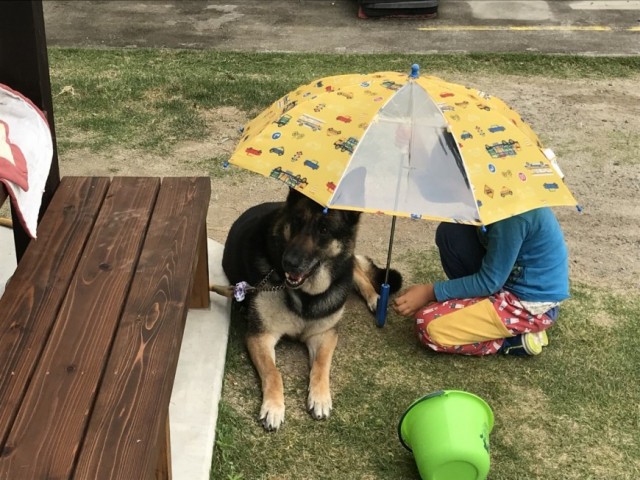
left=275, top=188, right=361, bottom=292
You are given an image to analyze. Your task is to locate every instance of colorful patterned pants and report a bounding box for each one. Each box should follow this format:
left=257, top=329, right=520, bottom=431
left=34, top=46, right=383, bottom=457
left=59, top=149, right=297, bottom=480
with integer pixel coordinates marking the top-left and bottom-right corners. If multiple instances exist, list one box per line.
left=415, top=290, right=557, bottom=356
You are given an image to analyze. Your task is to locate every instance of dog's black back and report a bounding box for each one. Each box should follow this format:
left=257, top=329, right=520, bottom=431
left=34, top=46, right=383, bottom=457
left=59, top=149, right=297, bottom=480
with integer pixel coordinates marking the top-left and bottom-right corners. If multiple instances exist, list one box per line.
left=222, top=201, right=283, bottom=288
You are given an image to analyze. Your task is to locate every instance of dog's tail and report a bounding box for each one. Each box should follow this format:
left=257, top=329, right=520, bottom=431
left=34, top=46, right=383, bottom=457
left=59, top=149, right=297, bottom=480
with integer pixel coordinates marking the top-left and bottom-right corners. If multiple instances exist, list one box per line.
left=209, top=284, right=234, bottom=298
left=355, top=254, right=402, bottom=293
left=374, top=264, right=403, bottom=294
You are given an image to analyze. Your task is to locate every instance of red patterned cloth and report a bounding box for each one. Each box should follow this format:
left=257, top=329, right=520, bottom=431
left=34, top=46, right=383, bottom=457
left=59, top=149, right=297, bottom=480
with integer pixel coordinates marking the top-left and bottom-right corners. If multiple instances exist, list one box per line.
left=0, top=84, right=52, bottom=238
left=415, top=290, right=556, bottom=355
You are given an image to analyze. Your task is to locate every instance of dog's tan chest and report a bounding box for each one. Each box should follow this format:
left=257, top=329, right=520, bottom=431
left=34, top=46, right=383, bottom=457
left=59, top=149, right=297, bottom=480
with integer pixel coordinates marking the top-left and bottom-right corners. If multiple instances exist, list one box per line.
left=254, top=292, right=343, bottom=340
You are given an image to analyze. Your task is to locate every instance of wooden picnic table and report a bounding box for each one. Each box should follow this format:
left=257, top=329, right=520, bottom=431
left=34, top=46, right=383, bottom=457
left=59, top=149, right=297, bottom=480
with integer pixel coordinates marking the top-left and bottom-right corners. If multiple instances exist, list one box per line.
left=0, top=175, right=211, bottom=479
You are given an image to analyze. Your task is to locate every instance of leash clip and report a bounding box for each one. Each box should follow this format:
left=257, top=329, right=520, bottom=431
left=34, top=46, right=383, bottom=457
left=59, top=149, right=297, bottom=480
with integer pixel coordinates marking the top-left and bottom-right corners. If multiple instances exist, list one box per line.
left=233, top=281, right=256, bottom=302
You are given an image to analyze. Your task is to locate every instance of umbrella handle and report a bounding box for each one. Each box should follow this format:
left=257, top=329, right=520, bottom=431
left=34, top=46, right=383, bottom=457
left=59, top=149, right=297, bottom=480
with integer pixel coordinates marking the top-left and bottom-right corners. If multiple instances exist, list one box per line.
left=376, top=283, right=391, bottom=328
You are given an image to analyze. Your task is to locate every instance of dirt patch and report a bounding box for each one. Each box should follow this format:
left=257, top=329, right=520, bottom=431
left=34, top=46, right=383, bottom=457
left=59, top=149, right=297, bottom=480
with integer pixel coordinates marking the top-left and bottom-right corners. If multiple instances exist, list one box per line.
left=59, top=74, right=640, bottom=293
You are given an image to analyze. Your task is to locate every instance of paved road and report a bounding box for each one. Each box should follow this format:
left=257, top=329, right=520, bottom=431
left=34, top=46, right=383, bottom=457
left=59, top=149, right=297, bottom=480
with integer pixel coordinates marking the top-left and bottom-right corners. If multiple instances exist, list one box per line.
left=43, top=0, right=640, bottom=55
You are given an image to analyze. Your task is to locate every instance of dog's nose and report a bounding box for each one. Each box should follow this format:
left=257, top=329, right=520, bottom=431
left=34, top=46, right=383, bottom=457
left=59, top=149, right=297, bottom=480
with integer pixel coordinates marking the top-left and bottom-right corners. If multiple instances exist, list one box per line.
left=282, top=249, right=304, bottom=273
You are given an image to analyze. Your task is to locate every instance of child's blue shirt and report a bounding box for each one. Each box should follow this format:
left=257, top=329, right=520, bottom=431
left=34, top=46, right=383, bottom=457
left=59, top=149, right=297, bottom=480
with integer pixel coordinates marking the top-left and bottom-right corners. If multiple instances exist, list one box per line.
left=434, top=207, right=569, bottom=303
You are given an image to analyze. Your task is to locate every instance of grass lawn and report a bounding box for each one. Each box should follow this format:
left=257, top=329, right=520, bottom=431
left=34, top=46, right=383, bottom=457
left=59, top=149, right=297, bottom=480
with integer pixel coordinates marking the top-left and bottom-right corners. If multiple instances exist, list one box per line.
left=46, top=49, right=640, bottom=480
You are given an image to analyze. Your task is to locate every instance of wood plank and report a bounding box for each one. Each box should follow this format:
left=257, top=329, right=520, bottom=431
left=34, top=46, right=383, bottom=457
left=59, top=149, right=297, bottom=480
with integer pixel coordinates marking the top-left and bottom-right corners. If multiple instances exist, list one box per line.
left=0, top=177, right=160, bottom=479
left=0, top=177, right=109, bottom=448
left=75, top=177, right=210, bottom=480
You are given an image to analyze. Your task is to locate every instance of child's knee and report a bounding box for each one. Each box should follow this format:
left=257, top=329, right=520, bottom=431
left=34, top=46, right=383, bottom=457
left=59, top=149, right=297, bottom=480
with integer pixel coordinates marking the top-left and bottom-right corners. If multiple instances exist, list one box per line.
left=420, top=300, right=511, bottom=347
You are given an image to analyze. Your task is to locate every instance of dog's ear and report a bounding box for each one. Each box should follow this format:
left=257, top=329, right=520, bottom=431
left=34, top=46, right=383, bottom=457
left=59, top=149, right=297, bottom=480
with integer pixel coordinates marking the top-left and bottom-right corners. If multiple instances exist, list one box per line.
left=340, top=209, right=361, bottom=226
left=286, top=187, right=305, bottom=207
left=286, top=188, right=360, bottom=225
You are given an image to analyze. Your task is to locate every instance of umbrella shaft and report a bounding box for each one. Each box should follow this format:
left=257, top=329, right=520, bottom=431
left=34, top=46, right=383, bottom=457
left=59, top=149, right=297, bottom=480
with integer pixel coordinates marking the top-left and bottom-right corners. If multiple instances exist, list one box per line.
left=384, top=216, right=397, bottom=284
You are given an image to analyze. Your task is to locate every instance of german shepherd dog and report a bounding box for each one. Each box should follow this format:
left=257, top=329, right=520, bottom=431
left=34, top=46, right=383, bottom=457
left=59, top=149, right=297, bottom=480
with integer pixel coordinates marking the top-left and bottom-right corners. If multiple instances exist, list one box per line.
left=220, top=188, right=402, bottom=431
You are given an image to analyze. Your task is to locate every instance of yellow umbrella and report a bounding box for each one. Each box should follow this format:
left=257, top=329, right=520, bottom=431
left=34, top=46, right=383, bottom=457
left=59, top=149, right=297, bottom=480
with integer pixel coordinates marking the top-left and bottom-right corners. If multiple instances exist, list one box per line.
left=226, top=64, right=579, bottom=324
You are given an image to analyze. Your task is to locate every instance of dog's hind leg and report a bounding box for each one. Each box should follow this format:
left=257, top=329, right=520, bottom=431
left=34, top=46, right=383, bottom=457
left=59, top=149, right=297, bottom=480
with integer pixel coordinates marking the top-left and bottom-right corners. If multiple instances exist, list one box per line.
left=305, top=328, right=338, bottom=420
left=246, top=333, right=285, bottom=431
left=353, top=255, right=379, bottom=313
left=353, top=254, right=403, bottom=314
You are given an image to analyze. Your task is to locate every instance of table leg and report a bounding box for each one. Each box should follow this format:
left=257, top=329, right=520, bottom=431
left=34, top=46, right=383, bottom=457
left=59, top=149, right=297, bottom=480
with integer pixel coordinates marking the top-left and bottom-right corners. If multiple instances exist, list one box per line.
left=155, top=413, right=172, bottom=480
left=189, top=220, right=210, bottom=309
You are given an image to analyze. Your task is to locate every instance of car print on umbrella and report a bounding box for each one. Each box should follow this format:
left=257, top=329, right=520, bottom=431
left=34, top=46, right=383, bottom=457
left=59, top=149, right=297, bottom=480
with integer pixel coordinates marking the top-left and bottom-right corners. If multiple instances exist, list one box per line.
left=488, top=124, right=506, bottom=133
left=381, top=80, right=402, bottom=91
left=334, top=137, right=358, bottom=154
left=270, top=167, right=308, bottom=189
left=245, top=147, right=262, bottom=156
left=269, top=146, right=285, bottom=156
left=304, top=159, right=320, bottom=170
left=500, top=186, right=513, bottom=197
left=275, top=114, right=291, bottom=127
left=484, top=185, right=495, bottom=198
left=486, top=140, right=520, bottom=158
left=460, top=131, right=473, bottom=140
left=297, top=114, right=324, bottom=131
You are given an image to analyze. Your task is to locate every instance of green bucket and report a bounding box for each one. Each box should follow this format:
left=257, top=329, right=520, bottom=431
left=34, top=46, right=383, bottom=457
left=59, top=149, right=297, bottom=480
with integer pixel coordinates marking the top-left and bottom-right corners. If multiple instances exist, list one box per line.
left=398, top=390, right=494, bottom=480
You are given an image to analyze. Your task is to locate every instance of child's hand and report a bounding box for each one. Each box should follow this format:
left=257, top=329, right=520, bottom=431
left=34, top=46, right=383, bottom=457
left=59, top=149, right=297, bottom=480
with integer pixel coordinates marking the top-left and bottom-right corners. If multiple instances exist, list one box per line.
left=392, top=284, right=436, bottom=317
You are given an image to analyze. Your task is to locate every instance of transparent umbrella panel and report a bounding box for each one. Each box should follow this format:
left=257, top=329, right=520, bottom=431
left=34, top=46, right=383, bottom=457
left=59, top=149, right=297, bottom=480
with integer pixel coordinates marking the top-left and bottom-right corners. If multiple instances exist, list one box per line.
left=330, top=81, right=480, bottom=223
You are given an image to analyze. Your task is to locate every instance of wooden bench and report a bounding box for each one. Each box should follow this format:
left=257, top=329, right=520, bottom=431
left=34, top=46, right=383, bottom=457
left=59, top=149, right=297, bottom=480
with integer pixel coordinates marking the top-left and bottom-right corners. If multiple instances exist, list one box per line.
left=0, top=176, right=211, bottom=478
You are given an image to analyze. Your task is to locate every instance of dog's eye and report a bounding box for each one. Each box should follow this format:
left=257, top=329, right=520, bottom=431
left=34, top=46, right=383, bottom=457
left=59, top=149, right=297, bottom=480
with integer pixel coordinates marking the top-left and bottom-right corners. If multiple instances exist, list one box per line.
left=290, top=216, right=303, bottom=232
left=318, top=220, right=329, bottom=235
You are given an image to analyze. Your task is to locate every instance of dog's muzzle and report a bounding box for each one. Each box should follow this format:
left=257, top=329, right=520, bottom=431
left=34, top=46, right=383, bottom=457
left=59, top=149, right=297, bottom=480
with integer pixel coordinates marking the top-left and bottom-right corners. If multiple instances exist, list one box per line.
left=283, top=260, right=320, bottom=288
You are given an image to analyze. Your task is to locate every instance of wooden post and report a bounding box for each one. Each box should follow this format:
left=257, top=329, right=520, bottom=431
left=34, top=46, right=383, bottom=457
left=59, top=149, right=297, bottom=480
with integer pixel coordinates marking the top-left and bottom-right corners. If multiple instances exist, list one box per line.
left=155, top=414, right=173, bottom=480
left=0, top=0, right=60, bottom=261
left=189, top=221, right=211, bottom=309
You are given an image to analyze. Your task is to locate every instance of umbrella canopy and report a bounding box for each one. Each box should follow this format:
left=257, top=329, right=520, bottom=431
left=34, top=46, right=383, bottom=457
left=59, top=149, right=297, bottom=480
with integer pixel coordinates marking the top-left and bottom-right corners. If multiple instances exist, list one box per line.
left=228, top=65, right=577, bottom=226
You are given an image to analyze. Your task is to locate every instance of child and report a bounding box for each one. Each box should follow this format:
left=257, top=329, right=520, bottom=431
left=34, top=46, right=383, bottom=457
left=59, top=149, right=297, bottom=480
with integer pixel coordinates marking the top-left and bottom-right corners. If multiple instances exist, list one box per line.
left=392, top=207, right=569, bottom=356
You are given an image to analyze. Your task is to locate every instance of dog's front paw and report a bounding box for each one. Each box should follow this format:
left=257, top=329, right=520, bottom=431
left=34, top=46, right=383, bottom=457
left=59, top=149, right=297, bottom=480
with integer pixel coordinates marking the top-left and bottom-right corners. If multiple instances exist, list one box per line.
left=366, top=294, right=380, bottom=314
left=259, top=399, right=285, bottom=431
left=307, top=390, right=332, bottom=420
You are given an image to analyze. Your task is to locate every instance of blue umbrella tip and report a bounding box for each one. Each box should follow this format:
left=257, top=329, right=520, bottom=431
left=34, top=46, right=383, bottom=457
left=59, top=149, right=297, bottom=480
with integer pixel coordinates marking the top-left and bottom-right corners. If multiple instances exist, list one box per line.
left=576, top=205, right=583, bottom=213
left=410, top=64, right=420, bottom=78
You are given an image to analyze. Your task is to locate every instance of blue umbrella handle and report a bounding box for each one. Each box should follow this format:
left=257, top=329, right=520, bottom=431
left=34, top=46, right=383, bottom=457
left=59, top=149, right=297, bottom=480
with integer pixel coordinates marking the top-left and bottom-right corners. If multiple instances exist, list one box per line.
left=376, top=283, right=391, bottom=328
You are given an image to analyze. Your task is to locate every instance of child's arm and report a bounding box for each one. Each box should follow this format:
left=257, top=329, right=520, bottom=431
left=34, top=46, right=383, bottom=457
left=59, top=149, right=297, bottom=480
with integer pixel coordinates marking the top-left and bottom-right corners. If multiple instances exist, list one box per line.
left=434, top=216, right=529, bottom=301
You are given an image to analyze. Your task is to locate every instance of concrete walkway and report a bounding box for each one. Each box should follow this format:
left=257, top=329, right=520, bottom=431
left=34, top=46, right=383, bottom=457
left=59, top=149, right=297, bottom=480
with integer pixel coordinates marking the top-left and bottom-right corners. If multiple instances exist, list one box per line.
left=0, top=227, right=230, bottom=480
